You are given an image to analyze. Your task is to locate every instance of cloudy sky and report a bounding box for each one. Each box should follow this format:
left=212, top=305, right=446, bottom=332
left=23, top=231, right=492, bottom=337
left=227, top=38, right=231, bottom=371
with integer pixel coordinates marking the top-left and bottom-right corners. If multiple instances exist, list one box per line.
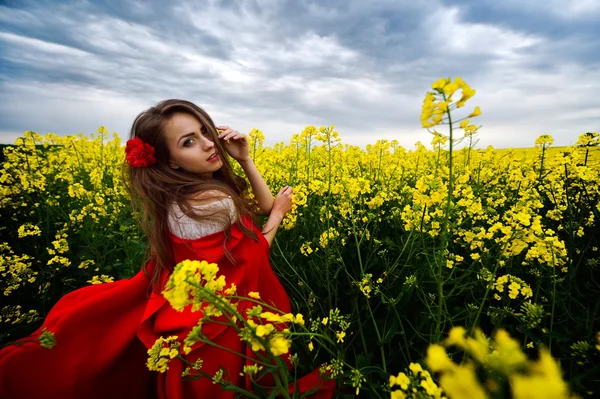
left=1, top=0, right=599, bottom=149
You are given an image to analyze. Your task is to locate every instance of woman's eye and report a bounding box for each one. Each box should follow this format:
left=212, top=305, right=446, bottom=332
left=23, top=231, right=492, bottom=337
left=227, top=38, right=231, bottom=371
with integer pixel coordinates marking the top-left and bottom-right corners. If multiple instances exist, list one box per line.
left=183, top=138, right=194, bottom=147
left=201, top=130, right=210, bottom=137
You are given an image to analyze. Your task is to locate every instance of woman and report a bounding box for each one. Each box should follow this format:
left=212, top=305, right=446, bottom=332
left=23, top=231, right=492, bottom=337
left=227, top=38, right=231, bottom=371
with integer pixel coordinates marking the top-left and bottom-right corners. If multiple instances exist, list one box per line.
left=0, top=100, right=335, bottom=398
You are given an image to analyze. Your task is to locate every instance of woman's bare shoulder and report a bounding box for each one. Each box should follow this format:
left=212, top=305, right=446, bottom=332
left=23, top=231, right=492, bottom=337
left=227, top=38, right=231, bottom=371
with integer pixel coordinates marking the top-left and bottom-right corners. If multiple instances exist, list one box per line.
left=188, top=190, right=232, bottom=207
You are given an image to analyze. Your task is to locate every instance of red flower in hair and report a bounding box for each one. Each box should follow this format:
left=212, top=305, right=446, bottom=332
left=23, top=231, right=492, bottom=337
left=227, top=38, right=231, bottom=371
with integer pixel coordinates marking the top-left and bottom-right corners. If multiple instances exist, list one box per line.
left=125, top=137, right=156, bottom=168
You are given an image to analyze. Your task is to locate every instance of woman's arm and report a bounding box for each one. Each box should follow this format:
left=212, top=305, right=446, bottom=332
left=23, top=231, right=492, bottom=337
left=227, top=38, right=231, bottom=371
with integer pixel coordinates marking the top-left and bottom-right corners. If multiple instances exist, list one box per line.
left=262, top=186, right=293, bottom=247
left=238, top=158, right=274, bottom=216
left=216, top=126, right=274, bottom=216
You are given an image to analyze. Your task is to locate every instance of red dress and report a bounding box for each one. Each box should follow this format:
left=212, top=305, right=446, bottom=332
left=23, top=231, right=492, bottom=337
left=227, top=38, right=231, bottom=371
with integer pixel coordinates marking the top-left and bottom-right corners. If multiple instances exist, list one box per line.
left=0, top=216, right=335, bottom=399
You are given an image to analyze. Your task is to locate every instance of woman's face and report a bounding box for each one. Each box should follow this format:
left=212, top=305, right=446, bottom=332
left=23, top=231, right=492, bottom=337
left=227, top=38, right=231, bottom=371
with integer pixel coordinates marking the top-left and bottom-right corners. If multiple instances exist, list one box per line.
left=163, top=112, right=223, bottom=178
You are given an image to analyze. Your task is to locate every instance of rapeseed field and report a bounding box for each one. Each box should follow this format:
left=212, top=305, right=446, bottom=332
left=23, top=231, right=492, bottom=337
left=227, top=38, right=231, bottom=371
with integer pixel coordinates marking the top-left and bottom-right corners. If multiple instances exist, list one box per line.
left=1, top=78, right=598, bottom=398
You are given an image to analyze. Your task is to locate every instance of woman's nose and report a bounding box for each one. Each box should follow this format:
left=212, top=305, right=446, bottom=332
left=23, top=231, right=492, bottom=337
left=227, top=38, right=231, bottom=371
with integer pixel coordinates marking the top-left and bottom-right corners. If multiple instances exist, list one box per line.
left=200, top=136, right=215, bottom=150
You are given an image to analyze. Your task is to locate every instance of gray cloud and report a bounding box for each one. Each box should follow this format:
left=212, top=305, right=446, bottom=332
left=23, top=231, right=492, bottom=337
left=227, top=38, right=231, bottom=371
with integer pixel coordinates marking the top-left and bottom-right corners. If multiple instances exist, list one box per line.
left=0, top=0, right=598, bottom=149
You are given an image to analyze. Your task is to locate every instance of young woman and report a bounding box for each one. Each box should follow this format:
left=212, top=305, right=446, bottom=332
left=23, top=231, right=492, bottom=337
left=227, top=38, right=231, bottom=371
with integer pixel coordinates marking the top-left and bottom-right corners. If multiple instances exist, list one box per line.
left=0, top=100, right=335, bottom=399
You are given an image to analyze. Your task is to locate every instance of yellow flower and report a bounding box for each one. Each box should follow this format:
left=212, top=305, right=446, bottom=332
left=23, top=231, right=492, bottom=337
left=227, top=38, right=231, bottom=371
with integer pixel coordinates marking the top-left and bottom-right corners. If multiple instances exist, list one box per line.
left=162, top=260, right=224, bottom=312
left=260, top=311, right=294, bottom=323
left=255, top=324, right=275, bottom=337
left=17, top=223, right=42, bottom=238
left=445, top=326, right=467, bottom=349
left=420, top=374, right=444, bottom=397
left=510, top=349, right=569, bottom=399
left=432, top=78, right=449, bottom=91
left=421, top=119, right=434, bottom=128
left=300, top=242, right=314, bottom=256
left=465, top=329, right=490, bottom=363
left=439, top=364, right=487, bottom=399
left=87, top=275, right=114, bottom=285
left=426, top=344, right=456, bottom=372
left=534, top=134, right=554, bottom=148
left=575, top=131, right=599, bottom=146
left=269, top=335, right=291, bottom=356
left=308, top=341, right=314, bottom=352
left=224, top=283, right=237, bottom=295
left=457, top=86, right=476, bottom=107
left=147, top=336, right=180, bottom=373
left=389, top=371, right=410, bottom=390
left=520, top=286, right=533, bottom=298
left=468, top=106, right=481, bottom=117
left=293, top=313, right=305, bottom=326
left=443, top=82, right=459, bottom=97
left=248, top=338, right=265, bottom=352
left=322, top=317, right=329, bottom=326
left=508, top=282, right=521, bottom=299
left=409, top=362, right=423, bottom=374
left=336, top=331, right=346, bottom=343
left=391, top=391, right=406, bottom=399
left=248, top=291, right=261, bottom=299
left=454, top=77, right=466, bottom=88
left=490, top=329, right=527, bottom=372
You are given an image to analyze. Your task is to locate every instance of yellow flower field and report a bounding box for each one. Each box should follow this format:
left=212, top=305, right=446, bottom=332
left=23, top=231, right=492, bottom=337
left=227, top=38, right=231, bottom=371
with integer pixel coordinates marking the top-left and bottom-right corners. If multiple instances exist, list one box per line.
left=1, top=78, right=599, bottom=398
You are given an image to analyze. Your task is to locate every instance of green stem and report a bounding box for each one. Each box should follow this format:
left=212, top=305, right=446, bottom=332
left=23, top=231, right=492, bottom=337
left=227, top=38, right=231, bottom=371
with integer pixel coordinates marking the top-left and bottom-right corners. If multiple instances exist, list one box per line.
left=471, top=231, right=515, bottom=331
left=436, top=93, right=455, bottom=340
left=539, top=145, right=546, bottom=182
left=366, top=300, right=387, bottom=373
left=549, top=243, right=557, bottom=352
left=272, top=371, right=291, bottom=399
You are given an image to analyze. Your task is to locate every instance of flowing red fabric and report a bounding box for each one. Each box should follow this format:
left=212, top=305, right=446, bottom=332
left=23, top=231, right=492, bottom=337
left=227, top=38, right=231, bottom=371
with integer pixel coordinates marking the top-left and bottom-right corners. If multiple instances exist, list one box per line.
left=0, top=216, right=335, bottom=398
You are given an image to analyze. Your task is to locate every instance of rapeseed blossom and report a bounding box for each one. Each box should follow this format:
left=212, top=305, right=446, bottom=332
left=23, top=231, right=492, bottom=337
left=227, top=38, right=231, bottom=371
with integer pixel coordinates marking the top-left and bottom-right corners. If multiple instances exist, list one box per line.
left=389, top=363, right=446, bottom=399
left=17, top=223, right=42, bottom=238
left=424, top=328, right=578, bottom=399
left=575, top=131, right=599, bottom=147
left=162, top=259, right=226, bottom=312
left=535, top=134, right=555, bottom=149
left=87, top=275, right=114, bottom=284
left=147, top=335, right=180, bottom=373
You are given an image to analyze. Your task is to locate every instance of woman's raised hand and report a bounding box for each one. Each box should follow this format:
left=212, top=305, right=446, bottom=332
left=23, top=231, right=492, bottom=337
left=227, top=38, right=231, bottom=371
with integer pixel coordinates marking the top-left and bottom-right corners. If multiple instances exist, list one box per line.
left=216, top=126, right=250, bottom=162
left=271, top=186, right=293, bottom=218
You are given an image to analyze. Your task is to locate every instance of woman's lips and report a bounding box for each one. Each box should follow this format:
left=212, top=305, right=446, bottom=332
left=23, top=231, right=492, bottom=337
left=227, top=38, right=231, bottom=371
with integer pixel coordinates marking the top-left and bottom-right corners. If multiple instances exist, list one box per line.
left=207, top=153, right=219, bottom=162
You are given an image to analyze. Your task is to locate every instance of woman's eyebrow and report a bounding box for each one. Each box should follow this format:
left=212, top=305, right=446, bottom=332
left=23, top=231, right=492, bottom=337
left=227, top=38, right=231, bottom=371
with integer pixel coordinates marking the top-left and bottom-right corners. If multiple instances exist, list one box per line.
left=177, top=132, right=196, bottom=144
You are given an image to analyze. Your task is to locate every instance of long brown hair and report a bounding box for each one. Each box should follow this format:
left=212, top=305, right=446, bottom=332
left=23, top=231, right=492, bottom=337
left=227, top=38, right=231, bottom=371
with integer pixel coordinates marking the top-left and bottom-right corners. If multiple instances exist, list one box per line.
left=121, top=99, right=258, bottom=294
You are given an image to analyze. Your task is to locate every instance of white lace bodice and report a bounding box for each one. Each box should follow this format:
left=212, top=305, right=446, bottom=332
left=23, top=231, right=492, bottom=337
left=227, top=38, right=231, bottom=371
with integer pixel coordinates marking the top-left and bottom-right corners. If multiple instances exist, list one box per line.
left=168, top=197, right=237, bottom=240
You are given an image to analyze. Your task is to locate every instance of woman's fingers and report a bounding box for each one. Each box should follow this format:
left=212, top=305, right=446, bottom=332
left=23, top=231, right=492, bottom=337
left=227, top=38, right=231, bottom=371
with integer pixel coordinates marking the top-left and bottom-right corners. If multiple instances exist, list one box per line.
left=274, top=186, right=293, bottom=215
left=278, top=186, right=293, bottom=195
left=218, top=130, right=246, bottom=141
left=216, top=126, right=231, bottom=137
left=230, top=132, right=246, bottom=140
left=218, top=131, right=233, bottom=139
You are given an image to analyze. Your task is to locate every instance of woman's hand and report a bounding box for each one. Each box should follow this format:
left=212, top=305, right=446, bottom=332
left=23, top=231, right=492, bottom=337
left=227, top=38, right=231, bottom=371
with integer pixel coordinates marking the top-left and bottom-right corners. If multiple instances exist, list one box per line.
left=261, top=186, right=293, bottom=247
left=216, top=126, right=250, bottom=162
left=271, top=186, right=293, bottom=219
